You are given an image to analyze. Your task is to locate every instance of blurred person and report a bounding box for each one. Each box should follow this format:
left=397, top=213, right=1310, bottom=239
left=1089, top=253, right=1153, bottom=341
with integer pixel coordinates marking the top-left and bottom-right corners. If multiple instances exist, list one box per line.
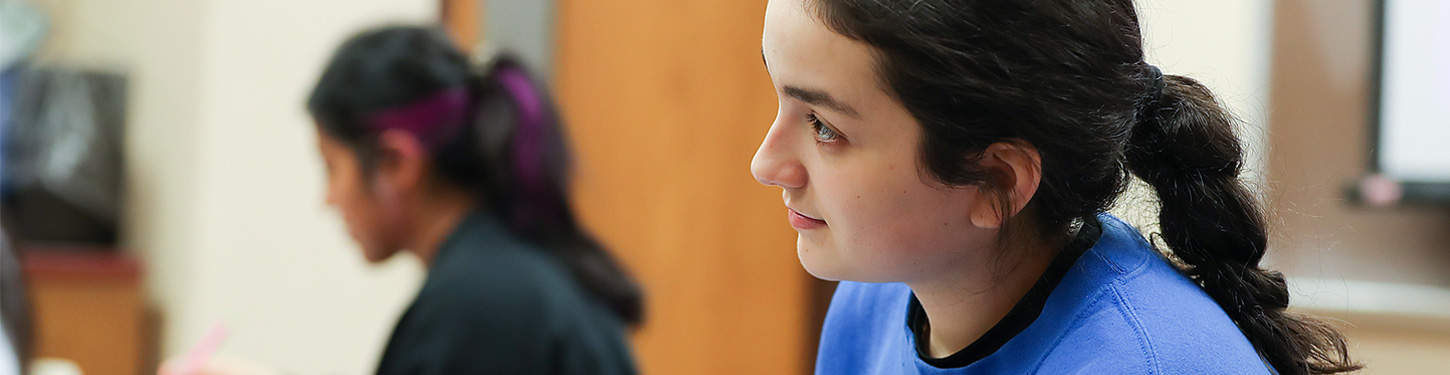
left=0, top=217, right=31, bottom=375
left=164, top=25, right=641, bottom=375
left=751, top=0, right=1360, bottom=374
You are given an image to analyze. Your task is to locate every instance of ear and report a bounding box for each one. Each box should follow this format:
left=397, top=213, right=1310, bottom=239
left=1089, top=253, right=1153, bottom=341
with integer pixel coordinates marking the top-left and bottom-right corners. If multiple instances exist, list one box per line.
left=372, top=129, right=431, bottom=199
left=968, top=140, right=1043, bottom=229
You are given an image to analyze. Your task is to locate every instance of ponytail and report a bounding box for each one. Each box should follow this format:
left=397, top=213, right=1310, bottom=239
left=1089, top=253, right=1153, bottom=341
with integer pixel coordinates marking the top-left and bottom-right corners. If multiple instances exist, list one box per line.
left=1126, top=69, right=1359, bottom=375
left=463, top=54, right=646, bottom=327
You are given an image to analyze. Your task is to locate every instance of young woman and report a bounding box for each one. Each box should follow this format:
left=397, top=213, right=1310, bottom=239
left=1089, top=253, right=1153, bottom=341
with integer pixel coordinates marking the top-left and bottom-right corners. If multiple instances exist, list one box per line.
left=307, top=26, right=642, bottom=375
left=751, top=1, right=1359, bottom=374
left=161, top=26, right=640, bottom=375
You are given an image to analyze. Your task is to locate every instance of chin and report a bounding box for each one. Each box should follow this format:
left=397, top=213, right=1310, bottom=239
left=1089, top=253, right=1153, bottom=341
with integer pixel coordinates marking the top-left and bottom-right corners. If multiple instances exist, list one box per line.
left=359, top=244, right=399, bottom=264
left=362, top=253, right=393, bottom=264
left=798, top=236, right=907, bottom=283
left=797, top=238, right=845, bottom=281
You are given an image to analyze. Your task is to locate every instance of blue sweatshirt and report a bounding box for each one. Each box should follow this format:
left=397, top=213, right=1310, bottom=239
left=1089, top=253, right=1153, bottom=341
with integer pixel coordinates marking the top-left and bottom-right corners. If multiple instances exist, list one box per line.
left=815, top=214, right=1277, bottom=374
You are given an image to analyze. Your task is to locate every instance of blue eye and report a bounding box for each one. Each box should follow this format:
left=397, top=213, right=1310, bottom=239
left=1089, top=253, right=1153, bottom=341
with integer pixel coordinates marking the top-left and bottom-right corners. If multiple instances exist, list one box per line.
left=806, top=113, right=840, bottom=143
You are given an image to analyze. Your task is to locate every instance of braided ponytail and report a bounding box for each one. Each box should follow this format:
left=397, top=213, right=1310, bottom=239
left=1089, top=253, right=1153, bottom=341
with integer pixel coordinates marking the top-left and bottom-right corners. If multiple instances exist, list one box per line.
left=1126, top=69, right=1360, bottom=375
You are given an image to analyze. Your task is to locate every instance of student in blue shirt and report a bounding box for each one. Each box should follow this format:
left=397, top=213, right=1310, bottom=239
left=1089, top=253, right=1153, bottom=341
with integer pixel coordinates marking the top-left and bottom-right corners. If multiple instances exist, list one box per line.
left=750, top=1, right=1360, bottom=374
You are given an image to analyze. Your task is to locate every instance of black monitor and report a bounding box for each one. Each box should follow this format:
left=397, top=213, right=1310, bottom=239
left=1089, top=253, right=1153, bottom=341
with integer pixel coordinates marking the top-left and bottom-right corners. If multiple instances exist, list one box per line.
left=1359, top=0, right=1450, bottom=205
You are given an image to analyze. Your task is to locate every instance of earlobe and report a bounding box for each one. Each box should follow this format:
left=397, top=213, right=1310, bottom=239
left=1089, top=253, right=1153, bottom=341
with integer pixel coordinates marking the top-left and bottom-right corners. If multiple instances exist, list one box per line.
left=968, top=186, right=1006, bottom=229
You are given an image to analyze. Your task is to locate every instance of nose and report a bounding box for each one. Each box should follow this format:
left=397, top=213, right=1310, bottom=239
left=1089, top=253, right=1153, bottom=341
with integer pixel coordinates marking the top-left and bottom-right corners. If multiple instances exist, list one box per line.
left=751, top=115, right=807, bottom=190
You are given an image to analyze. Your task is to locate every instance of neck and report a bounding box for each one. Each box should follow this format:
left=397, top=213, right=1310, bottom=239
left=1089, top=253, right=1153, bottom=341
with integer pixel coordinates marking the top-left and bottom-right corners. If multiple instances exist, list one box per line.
left=404, top=187, right=479, bottom=266
left=908, top=238, right=1062, bottom=359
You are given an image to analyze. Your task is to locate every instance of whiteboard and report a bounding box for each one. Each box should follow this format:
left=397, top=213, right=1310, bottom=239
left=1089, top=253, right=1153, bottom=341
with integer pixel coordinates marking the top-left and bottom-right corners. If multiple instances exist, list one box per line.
left=1377, top=0, right=1450, bottom=181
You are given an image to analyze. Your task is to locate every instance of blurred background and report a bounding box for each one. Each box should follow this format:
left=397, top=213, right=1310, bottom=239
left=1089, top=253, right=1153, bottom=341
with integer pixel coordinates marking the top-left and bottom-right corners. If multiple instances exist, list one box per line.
left=0, top=0, right=1445, bottom=374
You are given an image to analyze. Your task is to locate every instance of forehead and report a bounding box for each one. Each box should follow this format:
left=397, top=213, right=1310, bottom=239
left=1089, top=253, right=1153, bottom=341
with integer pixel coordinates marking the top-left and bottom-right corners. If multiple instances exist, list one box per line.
left=316, top=128, right=343, bottom=149
left=762, top=0, right=883, bottom=99
left=315, top=129, right=357, bottom=161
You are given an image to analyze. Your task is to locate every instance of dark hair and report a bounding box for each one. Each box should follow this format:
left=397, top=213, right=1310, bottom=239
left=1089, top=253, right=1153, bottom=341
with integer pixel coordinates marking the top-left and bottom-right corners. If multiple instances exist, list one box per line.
left=307, top=25, right=643, bottom=326
left=807, top=1, right=1357, bottom=374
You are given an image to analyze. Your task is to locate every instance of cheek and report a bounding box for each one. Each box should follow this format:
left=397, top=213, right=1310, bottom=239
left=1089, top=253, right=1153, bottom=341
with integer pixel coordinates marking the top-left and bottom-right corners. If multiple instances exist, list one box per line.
left=333, top=174, right=397, bottom=261
left=815, top=165, right=985, bottom=280
left=840, top=178, right=968, bottom=244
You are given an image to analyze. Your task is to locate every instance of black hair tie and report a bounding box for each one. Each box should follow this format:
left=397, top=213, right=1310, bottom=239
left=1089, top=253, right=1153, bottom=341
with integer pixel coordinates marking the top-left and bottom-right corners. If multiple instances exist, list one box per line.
left=1127, top=64, right=1169, bottom=161
left=1139, top=64, right=1167, bottom=116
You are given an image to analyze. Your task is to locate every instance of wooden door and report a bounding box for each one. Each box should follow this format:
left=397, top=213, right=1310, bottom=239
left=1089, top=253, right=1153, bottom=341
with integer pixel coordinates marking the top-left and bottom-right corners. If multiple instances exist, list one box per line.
left=441, top=0, right=480, bottom=51
left=554, top=0, right=817, bottom=373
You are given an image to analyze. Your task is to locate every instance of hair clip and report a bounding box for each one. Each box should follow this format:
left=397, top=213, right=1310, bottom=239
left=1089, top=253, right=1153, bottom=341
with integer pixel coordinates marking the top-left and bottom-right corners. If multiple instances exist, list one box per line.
left=471, top=42, right=504, bottom=76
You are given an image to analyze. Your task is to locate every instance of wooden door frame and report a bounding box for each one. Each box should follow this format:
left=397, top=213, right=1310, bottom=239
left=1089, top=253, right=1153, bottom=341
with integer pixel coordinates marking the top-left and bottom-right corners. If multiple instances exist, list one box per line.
left=441, top=0, right=481, bottom=52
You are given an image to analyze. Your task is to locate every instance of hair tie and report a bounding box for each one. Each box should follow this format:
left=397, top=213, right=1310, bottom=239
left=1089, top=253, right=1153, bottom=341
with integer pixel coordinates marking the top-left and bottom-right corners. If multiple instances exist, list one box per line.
left=1140, top=64, right=1166, bottom=116
left=471, top=42, right=503, bottom=77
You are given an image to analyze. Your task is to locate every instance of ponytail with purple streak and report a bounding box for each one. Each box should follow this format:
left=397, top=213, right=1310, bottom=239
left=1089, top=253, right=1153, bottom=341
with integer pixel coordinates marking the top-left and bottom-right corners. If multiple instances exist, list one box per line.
left=307, top=25, right=643, bottom=326
left=495, top=66, right=567, bottom=233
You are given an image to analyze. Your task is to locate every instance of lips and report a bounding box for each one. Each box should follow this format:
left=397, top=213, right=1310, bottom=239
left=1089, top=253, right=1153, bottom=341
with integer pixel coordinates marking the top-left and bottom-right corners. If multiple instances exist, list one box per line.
left=787, top=207, right=827, bottom=230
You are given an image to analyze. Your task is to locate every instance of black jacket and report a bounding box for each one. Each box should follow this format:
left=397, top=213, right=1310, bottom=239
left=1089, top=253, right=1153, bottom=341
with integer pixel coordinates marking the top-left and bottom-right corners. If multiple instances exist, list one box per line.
left=0, top=222, right=31, bottom=373
left=375, top=212, right=636, bottom=375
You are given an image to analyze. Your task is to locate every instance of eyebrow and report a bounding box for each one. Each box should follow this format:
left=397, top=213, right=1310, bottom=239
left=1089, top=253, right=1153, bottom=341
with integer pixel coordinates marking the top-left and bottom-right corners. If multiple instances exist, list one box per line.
left=783, top=85, right=862, bottom=119
left=763, top=49, right=863, bottom=119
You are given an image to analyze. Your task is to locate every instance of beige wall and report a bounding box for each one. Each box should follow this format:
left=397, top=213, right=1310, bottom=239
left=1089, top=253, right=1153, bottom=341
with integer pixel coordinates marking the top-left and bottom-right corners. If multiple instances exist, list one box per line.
left=32, top=0, right=439, bottom=373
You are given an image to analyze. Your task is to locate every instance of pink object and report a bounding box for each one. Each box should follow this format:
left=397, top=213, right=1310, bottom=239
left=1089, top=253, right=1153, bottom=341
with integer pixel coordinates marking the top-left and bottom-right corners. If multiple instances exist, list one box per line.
left=1361, top=174, right=1404, bottom=207
left=171, top=323, right=229, bottom=375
